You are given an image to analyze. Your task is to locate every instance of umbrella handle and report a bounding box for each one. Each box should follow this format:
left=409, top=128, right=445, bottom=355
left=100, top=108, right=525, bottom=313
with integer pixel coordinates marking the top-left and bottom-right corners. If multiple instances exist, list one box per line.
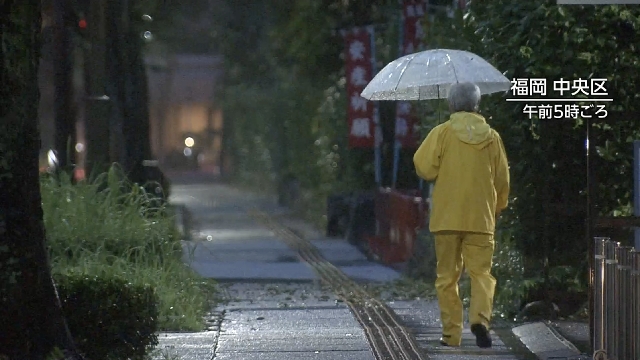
left=438, top=85, right=443, bottom=124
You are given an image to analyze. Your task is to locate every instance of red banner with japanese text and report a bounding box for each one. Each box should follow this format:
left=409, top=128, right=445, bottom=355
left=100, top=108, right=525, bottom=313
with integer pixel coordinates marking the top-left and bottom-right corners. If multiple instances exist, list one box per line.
left=344, top=26, right=376, bottom=148
left=395, top=0, right=427, bottom=148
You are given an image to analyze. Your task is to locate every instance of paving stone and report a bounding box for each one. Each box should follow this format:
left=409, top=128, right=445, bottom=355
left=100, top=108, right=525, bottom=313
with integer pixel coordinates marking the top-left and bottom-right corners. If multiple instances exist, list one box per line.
left=151, top=332, right=216, bottom=360
left=213, top=350, right=374, bottom=360
left=512, top=322, right=582, bottom=360
left=188, top=261, right=317, bottom=280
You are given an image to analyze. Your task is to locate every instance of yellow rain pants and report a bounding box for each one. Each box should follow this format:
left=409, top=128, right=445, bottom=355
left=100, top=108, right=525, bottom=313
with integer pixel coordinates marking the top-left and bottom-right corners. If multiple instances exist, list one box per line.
left=434, top=231, right=496, bottom=346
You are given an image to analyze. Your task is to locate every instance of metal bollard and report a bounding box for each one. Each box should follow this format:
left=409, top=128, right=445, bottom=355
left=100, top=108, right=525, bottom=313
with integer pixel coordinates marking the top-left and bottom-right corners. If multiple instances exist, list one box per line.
left=618, top=246, right=634, bottom=360
left=626, top=247, right=636, bottom=360
left=594, top=237, right=608, bottom=355
left=605, top=241, right=620, bottom=359
left=614, top=244, right=629, bottom=359
left=616, top=245, right=623, bottom=359
left=633, top=250, right=640, bottom=360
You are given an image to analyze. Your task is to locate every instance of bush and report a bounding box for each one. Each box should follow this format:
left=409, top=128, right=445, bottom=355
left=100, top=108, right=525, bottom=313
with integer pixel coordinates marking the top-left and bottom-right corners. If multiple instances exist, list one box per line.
left=54, top=271, right=159, bottom=360
left=42, top=166, right=180, bottom=262
left=404, top=229, right=437, bottom=281
left=485, top=229, right=536, bottom=321
left=43, top=165, right=214, bottom=331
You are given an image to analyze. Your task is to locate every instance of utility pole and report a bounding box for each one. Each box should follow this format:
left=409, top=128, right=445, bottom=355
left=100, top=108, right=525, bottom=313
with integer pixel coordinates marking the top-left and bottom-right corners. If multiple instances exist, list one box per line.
left=84, top=0, right=111, bottom=178
left=52, top=0, right=76, bottom=172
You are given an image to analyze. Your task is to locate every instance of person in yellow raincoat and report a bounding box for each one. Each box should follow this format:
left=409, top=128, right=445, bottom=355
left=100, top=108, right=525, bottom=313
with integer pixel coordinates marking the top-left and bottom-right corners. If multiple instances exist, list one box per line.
left=413, top=82, right=510, bottom=348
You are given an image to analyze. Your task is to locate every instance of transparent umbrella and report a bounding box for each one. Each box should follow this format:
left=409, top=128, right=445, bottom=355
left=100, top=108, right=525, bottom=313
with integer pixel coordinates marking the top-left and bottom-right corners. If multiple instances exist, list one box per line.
left=361, top=49, right=511, bottom=101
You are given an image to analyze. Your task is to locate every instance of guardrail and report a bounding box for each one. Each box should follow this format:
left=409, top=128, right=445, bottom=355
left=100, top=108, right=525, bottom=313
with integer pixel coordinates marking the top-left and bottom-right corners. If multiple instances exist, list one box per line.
left=593, top=237, right=640, bottom=360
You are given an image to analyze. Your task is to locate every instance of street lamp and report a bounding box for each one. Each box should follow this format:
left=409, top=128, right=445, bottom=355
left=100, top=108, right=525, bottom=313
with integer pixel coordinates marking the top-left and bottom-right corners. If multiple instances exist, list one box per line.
left=185, top=137, right=195, bottom=148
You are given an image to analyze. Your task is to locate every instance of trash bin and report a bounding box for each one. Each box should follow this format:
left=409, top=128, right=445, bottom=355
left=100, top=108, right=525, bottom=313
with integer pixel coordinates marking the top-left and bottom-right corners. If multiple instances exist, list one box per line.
left=326, top=192, right=353, bottom=237
left=345, top=192, right=376, bottom=250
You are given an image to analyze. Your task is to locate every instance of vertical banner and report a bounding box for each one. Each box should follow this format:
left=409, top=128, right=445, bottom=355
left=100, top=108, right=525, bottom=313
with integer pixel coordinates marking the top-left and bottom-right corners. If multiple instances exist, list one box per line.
left=394, top=0, right=427, bottom=149
left=370, top=26, right=383, bottom=185
left=344, top=27, right=376, bottom=149
left=393, top=0, right=427, bottom=187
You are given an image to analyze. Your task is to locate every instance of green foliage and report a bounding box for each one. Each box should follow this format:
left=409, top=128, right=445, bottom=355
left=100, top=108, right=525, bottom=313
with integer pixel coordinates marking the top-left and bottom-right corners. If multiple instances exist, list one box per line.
left=43, top=166, right=180, bottom=261
left=43, top=165, right=214, bottom=331
left=54, top=271, right=159, bottom=360
left=268, top=0, right=400, bottom=82
left=487, top=229, right=536, bottom=321
left=405, top=229, right=438, bottom=281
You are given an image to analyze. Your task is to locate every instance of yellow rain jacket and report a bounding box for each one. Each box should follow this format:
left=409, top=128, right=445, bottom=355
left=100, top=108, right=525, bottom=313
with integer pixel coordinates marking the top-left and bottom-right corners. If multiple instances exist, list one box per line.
left=413, top=112, right=510, bottom=235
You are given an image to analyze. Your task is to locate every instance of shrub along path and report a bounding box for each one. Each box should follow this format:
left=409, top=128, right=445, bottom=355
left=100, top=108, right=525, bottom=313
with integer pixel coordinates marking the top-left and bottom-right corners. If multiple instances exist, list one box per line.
left=153, top=173, right=582, bottom=360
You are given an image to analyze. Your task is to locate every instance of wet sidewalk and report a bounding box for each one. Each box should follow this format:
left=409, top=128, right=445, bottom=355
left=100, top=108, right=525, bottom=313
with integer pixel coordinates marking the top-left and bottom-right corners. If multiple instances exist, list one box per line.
left=155, top=177, right=588, bottom=360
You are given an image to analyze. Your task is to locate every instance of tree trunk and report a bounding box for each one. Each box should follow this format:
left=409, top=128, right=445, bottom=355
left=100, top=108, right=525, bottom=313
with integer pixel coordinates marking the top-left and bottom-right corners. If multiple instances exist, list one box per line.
left=84, top=0, right=112, bottom=179
left=105, top=0, right=153, bottom=185
left=0, top=1, right=81, bottom=359
left=105, top=0, right=127, bottom=167
left=123, top=12, right=154, bottom=185
left=53, top=0, right=76, bottom=173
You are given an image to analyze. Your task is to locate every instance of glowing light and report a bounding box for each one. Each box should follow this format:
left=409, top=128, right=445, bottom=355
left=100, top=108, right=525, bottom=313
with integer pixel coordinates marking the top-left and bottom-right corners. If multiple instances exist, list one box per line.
left=78, top=19, right=87, bottom=29
left=183, top=147, right=193, bottom=157
left=75, top=143, right=84, bottom=152
left=47, top=149, right=58, bottom=168
left=184, top=137, right=195, bottom=148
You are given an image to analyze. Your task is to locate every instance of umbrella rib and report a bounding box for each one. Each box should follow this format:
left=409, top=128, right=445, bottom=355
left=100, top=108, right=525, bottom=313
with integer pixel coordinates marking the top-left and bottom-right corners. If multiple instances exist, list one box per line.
left=393, top=55, right=418, bottom=94
left=450, top=59, right=460, bottom=84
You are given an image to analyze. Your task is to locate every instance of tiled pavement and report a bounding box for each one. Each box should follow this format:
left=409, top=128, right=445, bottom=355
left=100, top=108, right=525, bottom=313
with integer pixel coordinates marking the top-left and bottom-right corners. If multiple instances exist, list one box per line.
left=152, top=176, right=587, bottom=360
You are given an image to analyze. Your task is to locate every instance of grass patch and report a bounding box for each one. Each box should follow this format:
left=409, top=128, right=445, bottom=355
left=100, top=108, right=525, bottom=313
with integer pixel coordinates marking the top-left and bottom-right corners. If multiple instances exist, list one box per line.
left=43, top=166, right=215, bottom=331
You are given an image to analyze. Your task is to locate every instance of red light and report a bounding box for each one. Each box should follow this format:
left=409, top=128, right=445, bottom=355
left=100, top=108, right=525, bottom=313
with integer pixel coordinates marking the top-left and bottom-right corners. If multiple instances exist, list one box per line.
left=78, top=19, right=87, bottom=29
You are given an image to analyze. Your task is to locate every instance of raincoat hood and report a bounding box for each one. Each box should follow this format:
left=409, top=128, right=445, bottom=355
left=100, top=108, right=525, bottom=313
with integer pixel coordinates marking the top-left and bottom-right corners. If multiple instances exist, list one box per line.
left=449, top=112, right=494, bottom=149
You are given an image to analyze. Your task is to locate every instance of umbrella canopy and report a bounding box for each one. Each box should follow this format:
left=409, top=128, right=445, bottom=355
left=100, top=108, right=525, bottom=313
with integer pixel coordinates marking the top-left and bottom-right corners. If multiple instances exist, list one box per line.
left=361, top=49, right=511, bottom=101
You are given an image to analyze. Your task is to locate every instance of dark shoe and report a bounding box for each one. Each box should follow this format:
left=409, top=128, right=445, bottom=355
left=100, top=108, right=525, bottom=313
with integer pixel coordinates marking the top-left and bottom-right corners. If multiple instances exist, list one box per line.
left=470, top=324, right=492, bottom=348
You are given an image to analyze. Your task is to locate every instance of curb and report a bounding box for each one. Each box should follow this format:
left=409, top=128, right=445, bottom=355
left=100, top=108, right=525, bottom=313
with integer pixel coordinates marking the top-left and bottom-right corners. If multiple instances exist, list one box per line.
left=512, top=322, right=590, bottom=360
left=172, top=204, right=194, bottom=241
left=173, top=204, right=185, bottom=238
